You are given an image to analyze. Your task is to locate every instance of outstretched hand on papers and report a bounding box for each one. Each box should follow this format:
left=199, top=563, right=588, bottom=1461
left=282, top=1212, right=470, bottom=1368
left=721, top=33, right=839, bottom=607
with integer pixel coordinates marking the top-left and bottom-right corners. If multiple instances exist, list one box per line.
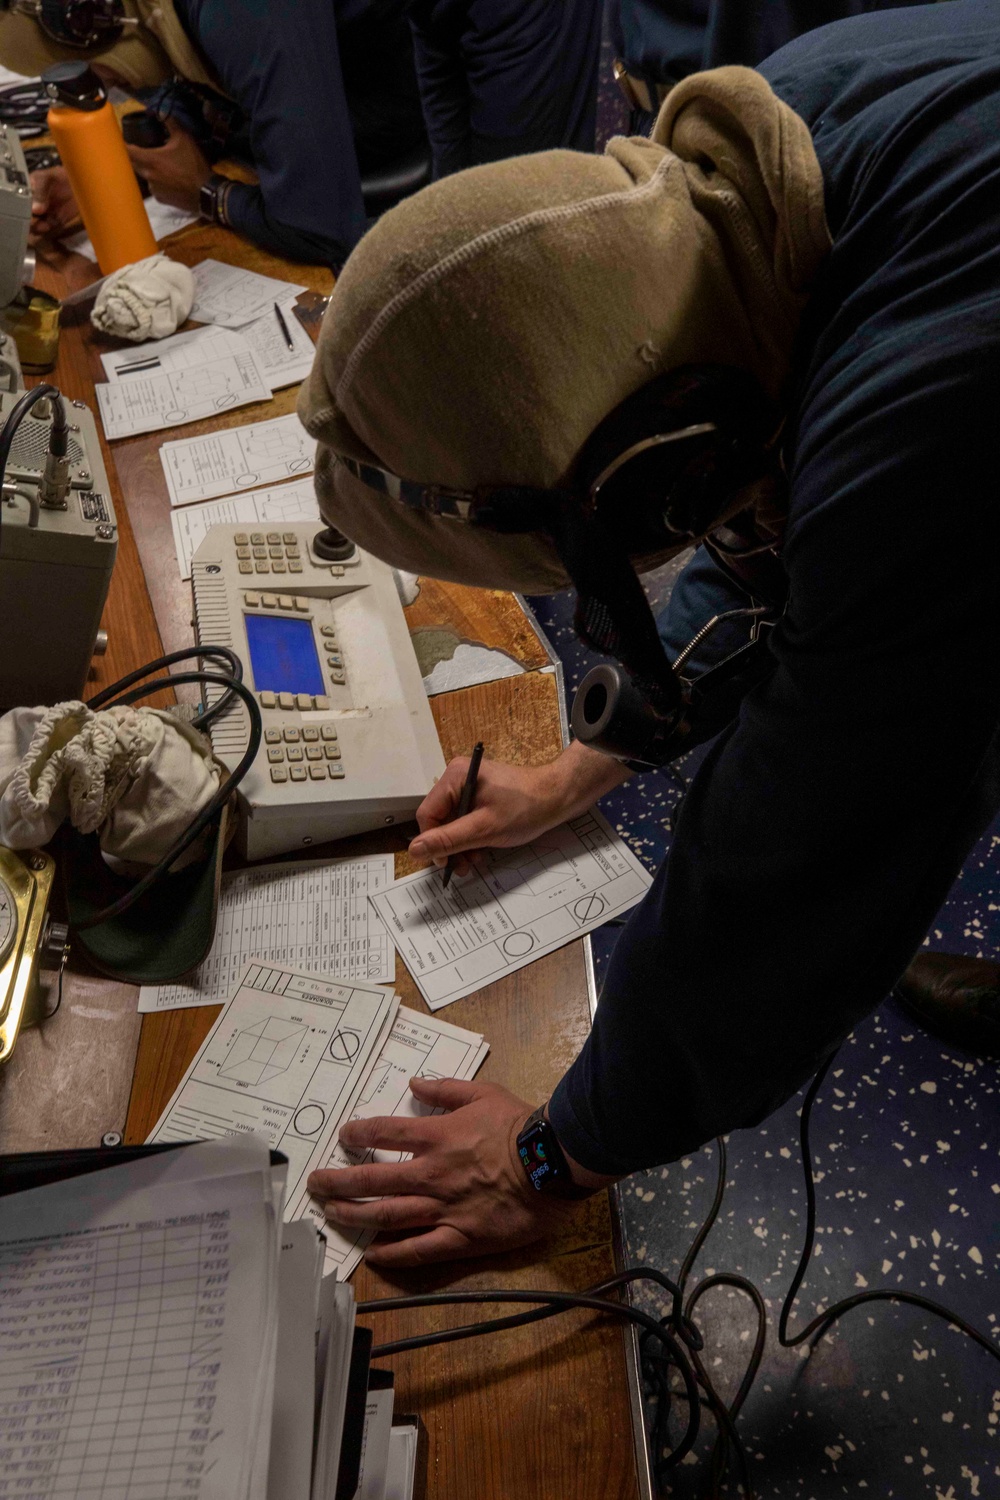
left=309, top=1077, right=579, bottom=1268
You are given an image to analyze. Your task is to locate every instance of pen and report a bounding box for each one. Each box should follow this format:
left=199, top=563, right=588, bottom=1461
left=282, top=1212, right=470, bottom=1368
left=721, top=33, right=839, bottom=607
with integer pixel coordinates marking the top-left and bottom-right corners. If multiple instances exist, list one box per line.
left=442, top=741, right=484, bottom=888
left=273, top=301, right=295, bottom=351
left=117, top=357, right=161, bottom=375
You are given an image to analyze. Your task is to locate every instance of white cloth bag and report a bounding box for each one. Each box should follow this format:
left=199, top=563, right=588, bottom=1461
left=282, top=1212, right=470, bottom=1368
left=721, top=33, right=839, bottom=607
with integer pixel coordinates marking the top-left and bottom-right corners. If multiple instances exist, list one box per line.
left=0, top=701, right=221, bottom=867
left=91, top=253, right=195, bottom=342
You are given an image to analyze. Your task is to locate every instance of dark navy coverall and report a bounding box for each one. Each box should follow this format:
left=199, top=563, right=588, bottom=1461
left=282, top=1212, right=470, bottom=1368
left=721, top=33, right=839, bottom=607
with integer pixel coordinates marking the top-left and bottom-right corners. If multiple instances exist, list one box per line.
left=550, top=2, right=1000, bottom=1173
left=610, top=0, right=942, bottom=86
left=165, top=0, right=600, bottom=267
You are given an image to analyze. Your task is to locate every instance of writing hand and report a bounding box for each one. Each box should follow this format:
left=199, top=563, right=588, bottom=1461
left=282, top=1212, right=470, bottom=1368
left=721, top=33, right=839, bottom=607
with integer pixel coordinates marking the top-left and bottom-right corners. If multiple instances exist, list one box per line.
left=410, top=743, right=631, bottom=878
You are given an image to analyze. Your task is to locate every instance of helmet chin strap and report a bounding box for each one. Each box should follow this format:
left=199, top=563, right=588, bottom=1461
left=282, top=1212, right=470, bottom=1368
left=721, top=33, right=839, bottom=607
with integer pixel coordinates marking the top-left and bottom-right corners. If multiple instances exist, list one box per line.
left=546, top=494, right=683, bottom=718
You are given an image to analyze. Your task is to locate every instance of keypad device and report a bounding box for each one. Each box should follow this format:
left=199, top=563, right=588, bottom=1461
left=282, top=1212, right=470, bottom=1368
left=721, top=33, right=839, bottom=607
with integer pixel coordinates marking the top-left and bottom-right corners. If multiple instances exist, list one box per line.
left=193, top=522, right=445, bottom=860
left=236, top=528, right=306, bottom=574
left=228, top=530, right=351, bottom=713
left=267, top=724, right=345, bottom=780
left=227, top=523, right=353, bottom=782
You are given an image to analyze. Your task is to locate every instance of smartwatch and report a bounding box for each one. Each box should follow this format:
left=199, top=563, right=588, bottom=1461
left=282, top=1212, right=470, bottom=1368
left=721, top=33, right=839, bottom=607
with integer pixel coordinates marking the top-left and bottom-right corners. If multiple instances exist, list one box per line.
left=199, top=173, right=232, bottom=227
left=516, top=1106, right=592, bottom=1200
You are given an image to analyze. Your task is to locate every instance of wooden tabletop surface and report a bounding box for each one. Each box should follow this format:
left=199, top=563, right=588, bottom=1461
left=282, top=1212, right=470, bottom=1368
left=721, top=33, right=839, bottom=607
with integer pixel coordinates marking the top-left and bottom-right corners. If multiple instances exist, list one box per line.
left=0, top=221, right=645, bottom=1500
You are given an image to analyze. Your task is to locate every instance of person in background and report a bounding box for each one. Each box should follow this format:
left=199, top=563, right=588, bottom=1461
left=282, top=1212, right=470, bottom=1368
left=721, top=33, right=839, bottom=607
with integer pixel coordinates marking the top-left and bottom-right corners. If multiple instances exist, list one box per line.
left=0, top=0, right=601, bottom=268
left=410, top=0, right=601, bottom=177
left=609, top=1, right=944, bottom=125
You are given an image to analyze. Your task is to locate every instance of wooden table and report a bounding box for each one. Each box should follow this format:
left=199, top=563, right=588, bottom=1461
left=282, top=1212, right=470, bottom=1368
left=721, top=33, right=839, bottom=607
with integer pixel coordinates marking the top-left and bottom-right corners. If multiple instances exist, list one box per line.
left=0, top=222, right=647, bottom=1500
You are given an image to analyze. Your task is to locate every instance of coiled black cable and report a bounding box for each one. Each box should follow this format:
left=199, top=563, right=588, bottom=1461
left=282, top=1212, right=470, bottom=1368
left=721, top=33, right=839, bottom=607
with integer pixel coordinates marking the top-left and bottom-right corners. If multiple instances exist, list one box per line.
left=355, top=1048, right=1000, bottom=1498
left=778, top=1055, right=1000, bottom=1362
left=75, top=646, right=262, bottom=929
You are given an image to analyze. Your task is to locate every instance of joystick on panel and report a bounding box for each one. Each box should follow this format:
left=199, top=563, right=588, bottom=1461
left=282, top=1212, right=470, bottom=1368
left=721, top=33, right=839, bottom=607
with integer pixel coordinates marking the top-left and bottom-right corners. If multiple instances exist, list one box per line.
left=312, top=526, right=357, bottom=563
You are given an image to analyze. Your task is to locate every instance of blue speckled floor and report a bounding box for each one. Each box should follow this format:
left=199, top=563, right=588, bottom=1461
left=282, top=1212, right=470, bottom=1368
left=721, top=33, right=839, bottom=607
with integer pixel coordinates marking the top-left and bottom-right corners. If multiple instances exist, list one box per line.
left=524, top=567, right=1000, bottom=1498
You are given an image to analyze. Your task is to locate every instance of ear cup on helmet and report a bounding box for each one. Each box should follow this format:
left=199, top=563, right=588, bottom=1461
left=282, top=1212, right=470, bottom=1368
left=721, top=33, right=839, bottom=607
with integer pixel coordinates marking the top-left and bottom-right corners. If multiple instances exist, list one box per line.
left=572, top=364, right=781, bottom=550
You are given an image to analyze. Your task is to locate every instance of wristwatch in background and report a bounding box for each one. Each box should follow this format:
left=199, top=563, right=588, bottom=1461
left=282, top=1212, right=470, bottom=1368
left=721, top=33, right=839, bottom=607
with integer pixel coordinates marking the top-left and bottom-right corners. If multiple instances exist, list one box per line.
left=199, top=173, right=233, bottom=227
left=516, top=1106, right=593, bottom=1200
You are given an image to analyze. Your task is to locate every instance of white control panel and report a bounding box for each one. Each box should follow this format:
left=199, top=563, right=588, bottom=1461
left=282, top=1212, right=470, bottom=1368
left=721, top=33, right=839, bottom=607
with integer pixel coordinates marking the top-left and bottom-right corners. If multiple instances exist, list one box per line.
left=191, top=523, right=445, bottom=860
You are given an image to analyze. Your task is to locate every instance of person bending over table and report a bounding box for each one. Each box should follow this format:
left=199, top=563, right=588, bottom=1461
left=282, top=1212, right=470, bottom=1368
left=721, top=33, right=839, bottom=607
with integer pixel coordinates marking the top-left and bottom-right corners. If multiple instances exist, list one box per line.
left=294, top=2, right=999, bottom=1267
left=0, top=0, right=601, bottom=268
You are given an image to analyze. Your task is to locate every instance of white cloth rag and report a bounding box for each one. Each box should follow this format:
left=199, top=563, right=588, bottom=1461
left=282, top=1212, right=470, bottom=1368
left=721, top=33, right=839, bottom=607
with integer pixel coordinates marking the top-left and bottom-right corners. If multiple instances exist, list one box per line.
left=90, top=253, right=195, bottom=342
left=0, top=701, right=221, bottom=867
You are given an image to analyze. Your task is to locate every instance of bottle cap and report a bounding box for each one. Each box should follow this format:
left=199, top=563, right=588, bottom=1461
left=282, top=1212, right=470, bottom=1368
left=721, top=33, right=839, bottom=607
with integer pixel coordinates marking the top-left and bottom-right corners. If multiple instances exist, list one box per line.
left=42, top=62, right=107, bottom=113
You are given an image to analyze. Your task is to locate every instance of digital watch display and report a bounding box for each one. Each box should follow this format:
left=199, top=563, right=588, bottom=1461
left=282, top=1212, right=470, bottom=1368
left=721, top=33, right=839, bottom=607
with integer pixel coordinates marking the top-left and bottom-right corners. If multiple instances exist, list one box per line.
left=516, top=1106, right=592, bottom=1199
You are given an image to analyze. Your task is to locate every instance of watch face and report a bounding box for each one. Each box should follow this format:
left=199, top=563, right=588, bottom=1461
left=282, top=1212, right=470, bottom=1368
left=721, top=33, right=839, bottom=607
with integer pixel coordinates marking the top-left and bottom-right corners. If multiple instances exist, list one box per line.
left=518, top=1119, right=566, bottom=1192
left=0, top=876, right=18, bottom=966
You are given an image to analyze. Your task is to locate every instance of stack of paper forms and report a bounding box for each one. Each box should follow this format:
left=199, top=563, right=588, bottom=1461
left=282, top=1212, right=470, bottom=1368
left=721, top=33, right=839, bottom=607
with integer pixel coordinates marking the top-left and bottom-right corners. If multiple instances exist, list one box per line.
left=0, top=1136, right=419, bottom=1500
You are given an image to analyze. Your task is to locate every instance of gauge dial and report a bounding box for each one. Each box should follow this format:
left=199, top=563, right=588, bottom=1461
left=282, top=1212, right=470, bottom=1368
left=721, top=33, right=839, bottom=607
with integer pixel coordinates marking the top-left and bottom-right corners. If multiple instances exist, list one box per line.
left=0, top=875, right=17, bottom=966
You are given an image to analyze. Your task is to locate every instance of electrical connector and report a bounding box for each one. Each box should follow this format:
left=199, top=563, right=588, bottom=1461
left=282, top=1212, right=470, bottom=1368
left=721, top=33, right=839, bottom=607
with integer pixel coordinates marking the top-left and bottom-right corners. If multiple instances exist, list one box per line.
left=38, top=391, right=70, bottom=509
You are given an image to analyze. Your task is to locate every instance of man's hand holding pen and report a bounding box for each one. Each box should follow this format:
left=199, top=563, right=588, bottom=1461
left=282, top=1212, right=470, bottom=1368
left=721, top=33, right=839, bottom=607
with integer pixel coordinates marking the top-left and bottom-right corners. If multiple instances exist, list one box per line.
left=409, top=742, right=631, bottom=879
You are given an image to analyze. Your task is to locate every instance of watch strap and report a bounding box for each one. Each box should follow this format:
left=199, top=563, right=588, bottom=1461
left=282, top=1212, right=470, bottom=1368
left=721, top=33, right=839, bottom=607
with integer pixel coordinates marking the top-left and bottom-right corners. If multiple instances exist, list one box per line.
left=199, top=173, right=232, bottom=227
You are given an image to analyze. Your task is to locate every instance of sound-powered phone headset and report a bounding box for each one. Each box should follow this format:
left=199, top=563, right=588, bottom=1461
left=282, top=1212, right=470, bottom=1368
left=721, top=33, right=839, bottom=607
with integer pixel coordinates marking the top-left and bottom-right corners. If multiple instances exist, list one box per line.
left=335, top=364, right=790, bottom=769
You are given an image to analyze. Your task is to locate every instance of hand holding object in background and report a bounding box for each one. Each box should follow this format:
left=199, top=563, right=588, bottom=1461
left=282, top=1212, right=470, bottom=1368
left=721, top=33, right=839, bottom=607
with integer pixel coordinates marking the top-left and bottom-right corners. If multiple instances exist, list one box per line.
left=29, top=166, right=80, bottom=245
left=124, top=117, right=212, bottom=216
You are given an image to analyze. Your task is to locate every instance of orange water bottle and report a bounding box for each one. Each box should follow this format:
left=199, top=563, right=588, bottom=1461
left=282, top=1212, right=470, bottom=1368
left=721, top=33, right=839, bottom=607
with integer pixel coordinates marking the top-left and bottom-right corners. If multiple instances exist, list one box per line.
left=43, top=62, right=157, bottom=275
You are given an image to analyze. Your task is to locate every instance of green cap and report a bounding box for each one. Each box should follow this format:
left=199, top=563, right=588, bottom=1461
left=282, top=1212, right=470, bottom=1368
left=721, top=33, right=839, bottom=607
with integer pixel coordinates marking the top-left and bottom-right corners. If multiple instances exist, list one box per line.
left=61, top=804, right=229, bottom=984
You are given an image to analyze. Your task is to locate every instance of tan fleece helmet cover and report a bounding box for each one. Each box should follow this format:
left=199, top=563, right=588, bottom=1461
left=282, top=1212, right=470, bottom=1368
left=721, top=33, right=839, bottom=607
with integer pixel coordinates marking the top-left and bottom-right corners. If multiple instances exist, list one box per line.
left=299, top=66, right=831, bottom=594
left=0, top=0, right=218, bottom=91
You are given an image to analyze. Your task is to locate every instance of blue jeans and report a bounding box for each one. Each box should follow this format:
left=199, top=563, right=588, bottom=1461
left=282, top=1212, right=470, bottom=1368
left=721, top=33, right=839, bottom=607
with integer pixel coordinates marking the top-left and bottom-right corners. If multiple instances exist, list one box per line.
left=656, top=546, right=759, bottom=677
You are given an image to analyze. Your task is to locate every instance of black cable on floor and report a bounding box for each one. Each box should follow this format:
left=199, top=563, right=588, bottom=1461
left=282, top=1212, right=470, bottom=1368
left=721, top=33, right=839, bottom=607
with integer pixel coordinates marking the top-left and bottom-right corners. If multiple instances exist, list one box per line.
left=355, top=1042, right=1000, bottom=1499
left=778, top=1055, right=1000, bottom=1364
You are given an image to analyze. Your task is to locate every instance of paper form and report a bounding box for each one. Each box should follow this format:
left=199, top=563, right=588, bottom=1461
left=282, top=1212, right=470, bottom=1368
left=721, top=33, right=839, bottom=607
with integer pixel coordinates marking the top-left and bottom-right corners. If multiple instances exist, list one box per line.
left=161, top=413, right=316, bottom=506
left=64, top=198, right=199, bottom=261
left=191, top=260, right=306, bottom=329
left=239, top=299, right=316, bottom=391
left=385, top=1426, right=418, bottom=1500
left=102, top=316, right=313, bottom=397
left=355, top=1388, right=395, bottom=1500
left=0, top=1136, right=280, bottom=1500
left=100, top=324, right=252, bottom=383
left=267, top=1222, right=323, bottom=1500
left=138, top=855, right=394, bottom=1012
left=148, top=965, right=398, bottom=1229
left=372, top=810, right=654, bottom=1009
left=312, top=1280, right=355, bottom=1500
left=289, top=1006, right=488, bottom=1279
left=169, top=478, right=319, bottom=580
left=96, top=349, right=270, bottom=439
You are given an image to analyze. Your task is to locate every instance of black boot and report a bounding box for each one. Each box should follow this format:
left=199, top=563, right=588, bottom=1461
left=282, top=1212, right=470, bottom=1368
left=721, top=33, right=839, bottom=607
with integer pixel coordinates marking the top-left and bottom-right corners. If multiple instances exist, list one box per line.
left=893, top=952, right=1000, bottom=1059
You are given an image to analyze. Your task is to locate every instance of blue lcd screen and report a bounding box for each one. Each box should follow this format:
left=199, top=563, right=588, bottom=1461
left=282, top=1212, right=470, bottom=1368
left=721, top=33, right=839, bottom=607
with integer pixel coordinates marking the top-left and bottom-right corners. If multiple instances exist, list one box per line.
left=245, top=614, right=325, bottom=695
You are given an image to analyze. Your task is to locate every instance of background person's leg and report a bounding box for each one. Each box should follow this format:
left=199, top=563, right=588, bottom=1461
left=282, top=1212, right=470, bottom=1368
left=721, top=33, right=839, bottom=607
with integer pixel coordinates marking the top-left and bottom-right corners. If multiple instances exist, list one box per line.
left=412, top=0, right=602, bottom=175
